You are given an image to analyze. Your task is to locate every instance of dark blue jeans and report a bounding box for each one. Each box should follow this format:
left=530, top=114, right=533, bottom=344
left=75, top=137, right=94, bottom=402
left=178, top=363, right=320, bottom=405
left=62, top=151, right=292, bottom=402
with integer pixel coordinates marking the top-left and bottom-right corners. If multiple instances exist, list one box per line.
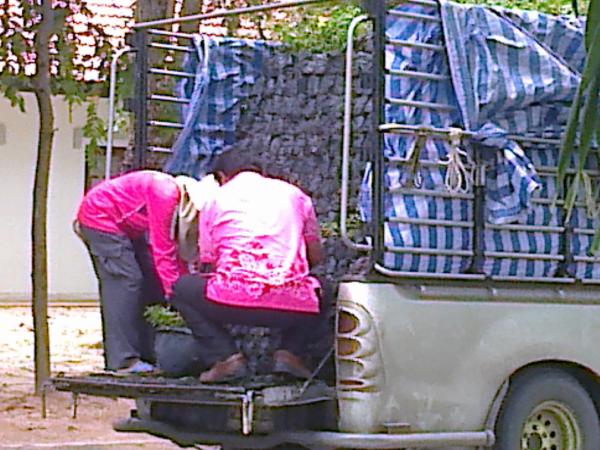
left=170, top=274, right=331, bottom=367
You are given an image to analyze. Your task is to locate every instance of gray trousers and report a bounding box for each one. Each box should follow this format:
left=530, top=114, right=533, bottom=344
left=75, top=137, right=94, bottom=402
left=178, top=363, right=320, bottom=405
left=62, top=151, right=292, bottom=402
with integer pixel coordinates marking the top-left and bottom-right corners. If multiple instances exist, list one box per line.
left=78, top=225, right=164, bottom=370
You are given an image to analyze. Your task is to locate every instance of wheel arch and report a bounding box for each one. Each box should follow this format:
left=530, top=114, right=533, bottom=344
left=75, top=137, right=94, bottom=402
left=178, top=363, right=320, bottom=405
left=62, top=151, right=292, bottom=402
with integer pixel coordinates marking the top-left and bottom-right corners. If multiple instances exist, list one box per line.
left=484, top=359, right=600, bottom=432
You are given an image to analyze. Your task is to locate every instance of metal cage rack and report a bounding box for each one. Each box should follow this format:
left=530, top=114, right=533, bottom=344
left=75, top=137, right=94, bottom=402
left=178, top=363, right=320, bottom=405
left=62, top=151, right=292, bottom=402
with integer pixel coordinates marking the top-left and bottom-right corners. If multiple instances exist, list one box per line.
left=116, top=0, right=599, bottom=285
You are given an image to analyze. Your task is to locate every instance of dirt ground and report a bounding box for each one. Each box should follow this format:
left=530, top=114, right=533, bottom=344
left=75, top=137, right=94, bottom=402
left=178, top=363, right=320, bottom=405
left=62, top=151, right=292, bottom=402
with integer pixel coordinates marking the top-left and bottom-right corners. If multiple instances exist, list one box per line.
left=0, top=306, right=188, bottom=449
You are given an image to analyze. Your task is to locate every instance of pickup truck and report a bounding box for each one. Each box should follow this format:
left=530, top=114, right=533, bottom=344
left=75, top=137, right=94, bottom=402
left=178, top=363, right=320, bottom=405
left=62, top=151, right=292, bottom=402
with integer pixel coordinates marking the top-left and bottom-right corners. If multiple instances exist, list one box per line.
left=53, top=0, right=600, bottom=449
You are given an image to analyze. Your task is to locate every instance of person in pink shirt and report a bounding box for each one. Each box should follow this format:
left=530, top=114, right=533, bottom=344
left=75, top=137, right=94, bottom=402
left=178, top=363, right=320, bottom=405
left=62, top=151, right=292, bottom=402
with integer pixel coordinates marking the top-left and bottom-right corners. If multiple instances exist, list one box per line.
left=170, top=148, right=329, bottom=383
left=76, top=170, right=214, bottom=373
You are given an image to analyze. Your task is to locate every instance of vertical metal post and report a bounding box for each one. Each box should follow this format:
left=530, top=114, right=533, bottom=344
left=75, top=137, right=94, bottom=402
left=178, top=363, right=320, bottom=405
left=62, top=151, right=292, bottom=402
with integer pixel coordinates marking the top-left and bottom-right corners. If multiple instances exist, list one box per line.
left=371, top=0, right=386, bottom=265
left=556, top=175, right=574, bottom=277
left=468, top=151, right=485, bottom=274
left=133, top=29, right=149, bottom=169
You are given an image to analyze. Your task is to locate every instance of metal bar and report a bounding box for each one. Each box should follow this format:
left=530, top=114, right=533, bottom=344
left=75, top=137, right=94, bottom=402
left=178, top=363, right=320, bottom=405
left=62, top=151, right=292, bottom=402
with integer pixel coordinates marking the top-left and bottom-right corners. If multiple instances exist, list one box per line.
left=573, top=255, right=600, bottom=263
left=484, top=251, right=564, bottom=261
left=148, top=145, right=173, bottom=153
left=149, top=42, right=193, bottom=53
left=387, top=68, right=449, bottom=81
left=372, top=0, right=386, bottom=268
left=467, top=153, right=485, bottom=274
left=341, top=15, right=371, bottom=252
left=574, top=228, right=598, bottom=235
left=374, top=264, right=486, bottom=280
left=148, top=94, right=190, bottom=104
left=387, top=9, right=442, bottom=22
left=148, top=29, right=195, bottom=39
left=490, top=275, right=575, bottom=284
left=386, top=97, right=455, bottom=111
left=386, top=38, right=444, bottom=52
left=147, top=120, right=184, bottom=129
left=388, top=217, right=473, bottom=228
left=536, top=165, right=600, bottom=176
left=133, top=30, right=148, bottom=169
left=134, top=0, right=332, bottom=29
left=379, top=123, right=563, bottom=146
left=386, top=246, right=473, bottom=257
left=582, top=278, right=600, bottom=284
left=117, top=418, right=495, bottom=448
left=389, top=187, right=474, bottom=200
left=149, top=67, right=195, bottom=78
left=531, top=198, right=587, bottom=208
left=403, top=0, right=439, bottom=7
left=486, top=223, right=565, bottom=233
left=386, top=157, right=472, bottom=169
left=105, top=46, right=132, bottom=180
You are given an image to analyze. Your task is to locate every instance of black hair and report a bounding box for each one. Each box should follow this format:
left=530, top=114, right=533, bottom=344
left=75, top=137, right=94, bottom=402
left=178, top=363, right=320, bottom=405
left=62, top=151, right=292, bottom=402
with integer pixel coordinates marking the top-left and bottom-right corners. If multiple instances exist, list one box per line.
left=211, top=146, right=263, bottom=179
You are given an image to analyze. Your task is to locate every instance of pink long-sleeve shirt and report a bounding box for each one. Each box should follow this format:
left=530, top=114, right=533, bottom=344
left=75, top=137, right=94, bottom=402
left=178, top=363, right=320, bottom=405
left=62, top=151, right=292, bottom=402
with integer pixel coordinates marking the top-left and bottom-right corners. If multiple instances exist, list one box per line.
left=77, top=170, right=183, bottom=297
left=200, top=172, right=321, bottom=313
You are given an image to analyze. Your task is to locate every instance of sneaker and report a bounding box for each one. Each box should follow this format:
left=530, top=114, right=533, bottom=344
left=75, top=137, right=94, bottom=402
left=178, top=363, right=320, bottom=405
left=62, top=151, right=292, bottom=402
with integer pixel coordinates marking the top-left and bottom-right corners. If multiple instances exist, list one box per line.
left=116, top=360, right=156, bottom=374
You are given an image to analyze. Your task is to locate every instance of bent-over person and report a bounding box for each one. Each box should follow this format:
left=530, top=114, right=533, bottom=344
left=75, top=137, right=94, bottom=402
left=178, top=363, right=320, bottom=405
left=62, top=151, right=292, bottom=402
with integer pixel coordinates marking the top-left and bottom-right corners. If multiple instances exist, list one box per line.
left=170, top=148, right=329, bottom=383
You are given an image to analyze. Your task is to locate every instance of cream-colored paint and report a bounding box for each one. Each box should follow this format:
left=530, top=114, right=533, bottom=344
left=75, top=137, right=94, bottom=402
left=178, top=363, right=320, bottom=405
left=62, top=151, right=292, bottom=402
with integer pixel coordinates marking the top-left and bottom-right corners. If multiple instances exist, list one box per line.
left=0, top=93, right=102, bottom=302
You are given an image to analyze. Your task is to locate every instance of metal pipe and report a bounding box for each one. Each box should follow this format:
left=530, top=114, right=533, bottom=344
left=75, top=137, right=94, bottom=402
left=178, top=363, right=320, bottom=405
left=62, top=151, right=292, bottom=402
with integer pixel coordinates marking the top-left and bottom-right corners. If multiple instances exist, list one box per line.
left=149, top=67, right=195, bottom=78
left=148, top=29, right=195, bottom=39
left=341, top=14, right=371, bottom=252
left=149, top=42, right=193, bottom=53
left=388, top=217, right=473, bottom=228
left=386, top=38, right=444, bottom=51
left=386, top=97, right=455, bottom=111
left=372, top=0, right=386, bottom=267
left=386, top=246, right=473, bottom=257
left=403, top=0, right=439, bottom=7
left=105, top=46, right=131, bottom=180
left=379, top=123, right=563, bottom=146
left=287, top=430, right=495, bottom=449
left=148, top=94, right=190, bottom=104
left=387, top=68, right=450, bottom=81
left=389, top=187, right=474, bottom=199
left=148, top=145, right=173, bottom=153
left=484, top=251, right=563, bottom=261
left=375, top=264, right=486, bottom=280
left=491, top=275, right=575, bottom=284
left=133, top=0, right=333, bottom=29
left=133, top=30, right=149, bottom=169
left=147, top=120, right=185, bottom=129
left=388, top=10, right=441, bottom=22
left=486, top=223, right=565, bottom=233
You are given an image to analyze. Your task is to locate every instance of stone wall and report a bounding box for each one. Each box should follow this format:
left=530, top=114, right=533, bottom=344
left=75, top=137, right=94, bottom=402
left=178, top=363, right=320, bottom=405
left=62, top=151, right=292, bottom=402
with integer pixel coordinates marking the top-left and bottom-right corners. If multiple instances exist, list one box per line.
left=141, top=45, right=375, bottom=287
left=235, top=47, right=374, bottom=286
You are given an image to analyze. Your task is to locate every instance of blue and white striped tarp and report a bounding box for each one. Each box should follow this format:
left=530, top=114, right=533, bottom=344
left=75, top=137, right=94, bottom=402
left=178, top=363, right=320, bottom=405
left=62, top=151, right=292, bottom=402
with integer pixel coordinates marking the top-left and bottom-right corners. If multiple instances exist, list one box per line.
left=359, top=0, right=599, bottom=279
left=165, top=36, right=276, bottom=177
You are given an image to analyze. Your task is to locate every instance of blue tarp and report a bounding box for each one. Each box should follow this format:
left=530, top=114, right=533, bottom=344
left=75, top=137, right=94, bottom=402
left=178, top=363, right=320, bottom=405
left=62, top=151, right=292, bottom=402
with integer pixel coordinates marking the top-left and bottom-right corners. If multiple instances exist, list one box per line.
left=164, top=2, right=596, bottom=279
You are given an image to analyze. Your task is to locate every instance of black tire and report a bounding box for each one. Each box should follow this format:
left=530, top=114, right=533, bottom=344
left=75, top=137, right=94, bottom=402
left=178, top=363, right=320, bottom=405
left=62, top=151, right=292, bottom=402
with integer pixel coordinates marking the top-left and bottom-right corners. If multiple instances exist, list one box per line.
left=494, top=368, right=600, bottom=450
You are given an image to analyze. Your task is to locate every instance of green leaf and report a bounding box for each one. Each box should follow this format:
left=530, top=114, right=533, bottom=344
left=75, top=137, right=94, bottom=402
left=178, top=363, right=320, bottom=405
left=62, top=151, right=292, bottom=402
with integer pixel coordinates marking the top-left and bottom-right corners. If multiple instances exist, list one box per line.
left=585, top=0, right=600, bottom=51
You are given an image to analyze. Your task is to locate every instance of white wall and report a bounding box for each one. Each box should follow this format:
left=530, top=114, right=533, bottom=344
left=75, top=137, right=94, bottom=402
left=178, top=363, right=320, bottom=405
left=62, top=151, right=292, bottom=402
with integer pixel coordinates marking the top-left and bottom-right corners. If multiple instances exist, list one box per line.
left=0, top=93, right=100, bottom=301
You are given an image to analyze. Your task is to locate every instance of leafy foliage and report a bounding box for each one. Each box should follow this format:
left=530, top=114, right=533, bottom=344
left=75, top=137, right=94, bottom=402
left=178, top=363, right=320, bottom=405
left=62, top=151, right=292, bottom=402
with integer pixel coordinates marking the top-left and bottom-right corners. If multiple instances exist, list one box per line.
left=144, top=305, right=186, bottom=328
left=557, top=0, right=600, bottom=251
left=271, top=2, right=364, bottom=53
left=0, top=0, right=110, bottom=107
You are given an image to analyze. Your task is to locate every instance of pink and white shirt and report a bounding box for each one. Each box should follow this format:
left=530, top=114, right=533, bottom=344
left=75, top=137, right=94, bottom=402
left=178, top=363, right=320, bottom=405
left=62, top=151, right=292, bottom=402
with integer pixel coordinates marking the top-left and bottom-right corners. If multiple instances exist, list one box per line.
left=199, top=172, right=321, bottom=313
left=77, top=170, right=184, bottom=297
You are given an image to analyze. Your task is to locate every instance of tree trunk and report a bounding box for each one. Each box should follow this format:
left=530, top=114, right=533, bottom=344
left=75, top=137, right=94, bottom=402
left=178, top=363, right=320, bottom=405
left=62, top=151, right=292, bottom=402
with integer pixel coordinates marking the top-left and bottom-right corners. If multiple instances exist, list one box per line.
left=31, top=0, right=55, bottom=395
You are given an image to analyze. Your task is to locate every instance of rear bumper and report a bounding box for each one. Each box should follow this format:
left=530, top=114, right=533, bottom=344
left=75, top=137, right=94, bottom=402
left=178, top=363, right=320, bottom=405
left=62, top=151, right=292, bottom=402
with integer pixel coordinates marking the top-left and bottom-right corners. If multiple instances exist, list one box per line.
left=116, top=416, right=495, bottom=449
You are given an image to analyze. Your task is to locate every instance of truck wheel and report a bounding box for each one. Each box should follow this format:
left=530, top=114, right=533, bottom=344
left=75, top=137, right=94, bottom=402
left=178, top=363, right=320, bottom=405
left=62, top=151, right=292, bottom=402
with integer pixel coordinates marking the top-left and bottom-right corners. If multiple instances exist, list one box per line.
left=494, top=369, right=600, bottom=450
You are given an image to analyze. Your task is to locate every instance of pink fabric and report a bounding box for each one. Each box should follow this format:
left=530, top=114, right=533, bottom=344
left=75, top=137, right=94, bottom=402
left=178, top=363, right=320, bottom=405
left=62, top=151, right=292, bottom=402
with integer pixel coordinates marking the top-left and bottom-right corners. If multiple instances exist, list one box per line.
left=200, top=172, right=321, bottom=313
left=77, top=170, right=183, bottom=297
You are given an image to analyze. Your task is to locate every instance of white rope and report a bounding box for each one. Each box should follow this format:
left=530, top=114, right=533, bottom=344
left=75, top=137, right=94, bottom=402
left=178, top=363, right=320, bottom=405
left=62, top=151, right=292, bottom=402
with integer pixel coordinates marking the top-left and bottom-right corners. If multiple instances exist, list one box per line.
left=439, top=128, right=473, bottom=194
